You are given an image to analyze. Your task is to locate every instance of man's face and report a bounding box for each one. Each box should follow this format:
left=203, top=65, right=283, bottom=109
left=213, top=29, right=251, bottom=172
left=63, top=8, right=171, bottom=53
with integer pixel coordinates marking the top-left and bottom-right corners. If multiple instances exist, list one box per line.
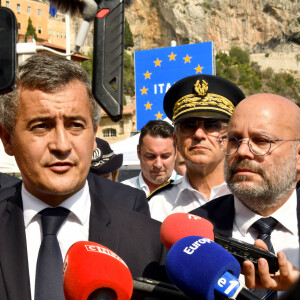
left=2, top=80, right=97, bottom=205
left=174, top=118, right=227, bottom=168
left=224, top=96, right=299, bottom=212
left=137, top=135, right=176, bottom=186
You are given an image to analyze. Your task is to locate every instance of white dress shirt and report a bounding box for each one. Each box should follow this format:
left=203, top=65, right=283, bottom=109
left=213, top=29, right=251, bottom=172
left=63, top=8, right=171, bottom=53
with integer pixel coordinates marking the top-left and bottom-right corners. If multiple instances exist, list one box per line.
left=232, top=189, right=299, bottom=269
left=121, top=170, right=180, bottom=196
left=149, top=172, right=231, bottom=222
left=232, top=190, right=299, bottom=296
left=23, top=181, right=91, bottom=298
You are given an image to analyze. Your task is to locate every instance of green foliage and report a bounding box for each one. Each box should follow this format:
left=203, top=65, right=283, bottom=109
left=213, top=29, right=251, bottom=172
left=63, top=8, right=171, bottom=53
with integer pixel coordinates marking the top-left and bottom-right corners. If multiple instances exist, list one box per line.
left=216, top=47, right=300, bottom=103
left=81, top=49, right=93, bottom=79
left=229, top=46, right=250, bottom=64
left=25, top=17, right=37, bottom=42
left=123, top=51, right=135, bottom=97
left=124, top=18, right=134, bottom=49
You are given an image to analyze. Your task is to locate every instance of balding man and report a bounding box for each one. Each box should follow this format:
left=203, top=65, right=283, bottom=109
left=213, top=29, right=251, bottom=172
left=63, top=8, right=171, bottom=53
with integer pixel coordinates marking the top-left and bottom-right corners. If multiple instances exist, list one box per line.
left=191, top=93, right=300, bottom=297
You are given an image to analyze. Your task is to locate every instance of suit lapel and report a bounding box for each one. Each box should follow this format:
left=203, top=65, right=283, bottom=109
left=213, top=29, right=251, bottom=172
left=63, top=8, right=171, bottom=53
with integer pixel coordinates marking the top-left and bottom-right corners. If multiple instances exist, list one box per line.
left=0, top=183, right=31, bottom=300
left=88, top=187, right=120, bottom=253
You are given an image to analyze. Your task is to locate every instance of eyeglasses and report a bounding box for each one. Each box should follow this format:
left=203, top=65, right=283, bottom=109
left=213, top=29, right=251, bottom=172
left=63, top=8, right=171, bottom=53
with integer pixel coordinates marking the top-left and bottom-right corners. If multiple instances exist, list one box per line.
left=218, top=134, right=300, bottom=156
left=176, top=119, right=228, bottom=137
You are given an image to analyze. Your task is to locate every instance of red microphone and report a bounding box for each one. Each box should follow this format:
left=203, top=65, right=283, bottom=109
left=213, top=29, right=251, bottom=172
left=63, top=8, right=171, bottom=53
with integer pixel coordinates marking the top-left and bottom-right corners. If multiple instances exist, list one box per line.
left=160, top=212, right=215, bottom=249
left=63, top=241, right=133, bottom=300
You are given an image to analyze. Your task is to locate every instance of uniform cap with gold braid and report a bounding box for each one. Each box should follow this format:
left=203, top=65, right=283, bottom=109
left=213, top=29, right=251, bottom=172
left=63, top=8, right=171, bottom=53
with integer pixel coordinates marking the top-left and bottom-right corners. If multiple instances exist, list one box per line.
left=163, top=75, right=245, bottom=123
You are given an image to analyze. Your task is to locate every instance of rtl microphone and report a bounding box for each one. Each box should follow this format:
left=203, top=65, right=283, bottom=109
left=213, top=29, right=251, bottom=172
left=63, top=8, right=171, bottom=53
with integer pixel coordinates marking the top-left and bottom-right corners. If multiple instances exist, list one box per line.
left=166, top=236, right=260, bottom=300
left=63, top=241, right=133, bottom=300
left=160, top=212, right=215, bottom=249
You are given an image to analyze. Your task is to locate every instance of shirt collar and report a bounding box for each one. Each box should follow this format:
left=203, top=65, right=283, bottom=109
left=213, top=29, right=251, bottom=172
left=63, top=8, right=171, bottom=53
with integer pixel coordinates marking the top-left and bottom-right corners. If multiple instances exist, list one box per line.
left=234, top=189, right=298, bottom=236
left=174, top=173, right=230, bottom=204
left=23, top=180, right=91, bottom=228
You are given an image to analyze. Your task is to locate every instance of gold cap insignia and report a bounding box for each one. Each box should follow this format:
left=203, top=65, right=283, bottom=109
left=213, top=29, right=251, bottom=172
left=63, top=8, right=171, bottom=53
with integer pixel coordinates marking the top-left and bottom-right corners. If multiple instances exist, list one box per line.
left=194, top=79, right=208, bottom=97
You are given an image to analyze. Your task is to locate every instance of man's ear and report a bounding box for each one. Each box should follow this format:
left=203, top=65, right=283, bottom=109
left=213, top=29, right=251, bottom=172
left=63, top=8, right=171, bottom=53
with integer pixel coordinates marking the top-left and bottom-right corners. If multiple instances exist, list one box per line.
left=93, top=126, right=98, bottom=151
left=296, top=143, right=300, bottom=173
left=137, top=145, right=141, bottom=160
left=0, top=125, right=14, bottom=156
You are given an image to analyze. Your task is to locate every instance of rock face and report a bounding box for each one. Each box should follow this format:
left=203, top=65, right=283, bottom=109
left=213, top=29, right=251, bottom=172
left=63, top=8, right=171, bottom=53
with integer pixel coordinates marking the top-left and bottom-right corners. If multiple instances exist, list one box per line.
left=125, top=0, right=300, bottom=54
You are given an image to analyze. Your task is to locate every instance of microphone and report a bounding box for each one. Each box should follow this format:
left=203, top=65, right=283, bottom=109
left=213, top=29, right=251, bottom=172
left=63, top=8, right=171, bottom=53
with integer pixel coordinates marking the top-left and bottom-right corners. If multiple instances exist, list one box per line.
left=166, top=236, right=260, bottom=300
left=63, top=241, right=133, bottom=300
left=161, top=212, right=279, bottom=274
left=160, top=212, right=215, bottom=249
left=50, top=0, right=98, bottom=52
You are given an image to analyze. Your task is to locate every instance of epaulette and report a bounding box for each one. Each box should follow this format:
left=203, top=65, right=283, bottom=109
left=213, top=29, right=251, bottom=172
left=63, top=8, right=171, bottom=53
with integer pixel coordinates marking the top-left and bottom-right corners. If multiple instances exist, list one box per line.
left=147, top=180, right=174, bottom=201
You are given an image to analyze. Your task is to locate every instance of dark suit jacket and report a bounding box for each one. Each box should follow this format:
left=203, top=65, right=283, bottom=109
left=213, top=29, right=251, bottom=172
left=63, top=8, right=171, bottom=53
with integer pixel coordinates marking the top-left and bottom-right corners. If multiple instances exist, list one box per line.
left=190, top=188, right=300, bottom=238
left=87, top=172, right=150, bottom=216
left=0, top=181, right=168, bottom=300
left=0, top=172, right=20, bottom=189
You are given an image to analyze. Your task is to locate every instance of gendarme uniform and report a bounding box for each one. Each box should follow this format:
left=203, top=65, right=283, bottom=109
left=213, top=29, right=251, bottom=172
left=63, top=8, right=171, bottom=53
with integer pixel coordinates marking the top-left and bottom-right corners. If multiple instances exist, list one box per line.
left=148, top=74, right=245, bottom=222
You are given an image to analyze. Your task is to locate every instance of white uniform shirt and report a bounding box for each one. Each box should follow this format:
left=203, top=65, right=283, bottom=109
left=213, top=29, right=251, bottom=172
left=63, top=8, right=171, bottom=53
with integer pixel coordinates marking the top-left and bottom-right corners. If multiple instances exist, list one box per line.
left=121, top=170, right=180, bottom=196
left=149, top=172, right=231, bottom=222
left=23, top=181, right=91, bottom=298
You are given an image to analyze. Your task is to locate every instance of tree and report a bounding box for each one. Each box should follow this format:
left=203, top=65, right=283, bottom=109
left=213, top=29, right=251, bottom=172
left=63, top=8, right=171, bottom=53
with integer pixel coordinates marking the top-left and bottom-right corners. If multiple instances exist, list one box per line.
left=25, top=17, right=37, bottom=42
left=124, top=18, right=134, bottom=49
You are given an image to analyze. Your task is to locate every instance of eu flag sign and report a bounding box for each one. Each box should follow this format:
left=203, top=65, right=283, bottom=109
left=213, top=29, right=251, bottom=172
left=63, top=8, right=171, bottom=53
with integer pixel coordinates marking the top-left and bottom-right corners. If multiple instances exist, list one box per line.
left=134, top=42, right=215, bottom=130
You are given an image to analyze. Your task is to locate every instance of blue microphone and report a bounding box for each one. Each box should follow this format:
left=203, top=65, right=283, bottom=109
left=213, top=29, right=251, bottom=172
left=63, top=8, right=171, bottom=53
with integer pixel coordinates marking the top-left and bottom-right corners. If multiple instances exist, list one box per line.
left=166, top=236, right=260, bottom=300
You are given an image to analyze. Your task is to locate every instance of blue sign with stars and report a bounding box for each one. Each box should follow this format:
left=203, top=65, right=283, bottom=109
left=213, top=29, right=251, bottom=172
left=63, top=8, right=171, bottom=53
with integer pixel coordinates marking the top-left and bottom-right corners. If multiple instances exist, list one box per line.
left=134, top=41, right=215, bottom=130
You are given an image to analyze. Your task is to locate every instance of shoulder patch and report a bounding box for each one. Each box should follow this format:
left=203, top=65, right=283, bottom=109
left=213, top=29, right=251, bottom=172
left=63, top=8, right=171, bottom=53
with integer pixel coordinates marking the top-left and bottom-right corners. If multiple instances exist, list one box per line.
left=147, top=180, right=174, bottom=201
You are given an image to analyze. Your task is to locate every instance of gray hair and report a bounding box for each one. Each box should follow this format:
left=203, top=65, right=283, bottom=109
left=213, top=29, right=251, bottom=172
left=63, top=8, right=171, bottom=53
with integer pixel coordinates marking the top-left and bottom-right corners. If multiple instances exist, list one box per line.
left=0, top=54, right=101, bottom=133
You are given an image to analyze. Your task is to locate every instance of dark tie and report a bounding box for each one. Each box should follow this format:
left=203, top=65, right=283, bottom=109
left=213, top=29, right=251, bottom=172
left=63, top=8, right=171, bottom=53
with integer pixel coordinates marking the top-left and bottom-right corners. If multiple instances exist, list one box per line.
left=35, top=207, right=70, bottom=300
left=252, top=217, right=278, bottom=253
left=251, top=217, right=279, bottom=300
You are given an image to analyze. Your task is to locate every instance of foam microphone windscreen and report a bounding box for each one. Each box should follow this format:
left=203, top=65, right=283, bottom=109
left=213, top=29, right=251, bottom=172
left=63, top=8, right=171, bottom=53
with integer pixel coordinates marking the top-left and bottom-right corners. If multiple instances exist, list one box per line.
left=160, top=212, right=215, bottom=249
left=63, top=241, right=133, bottom=300
left=166, top=236, right=241, bottom=300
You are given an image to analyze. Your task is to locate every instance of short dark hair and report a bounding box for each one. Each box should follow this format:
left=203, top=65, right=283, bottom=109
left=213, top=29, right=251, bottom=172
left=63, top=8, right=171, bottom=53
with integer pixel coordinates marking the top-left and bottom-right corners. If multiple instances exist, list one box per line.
left=0, top=54, right=101, bottom=133
left=138, top=120, right=175, bottom=148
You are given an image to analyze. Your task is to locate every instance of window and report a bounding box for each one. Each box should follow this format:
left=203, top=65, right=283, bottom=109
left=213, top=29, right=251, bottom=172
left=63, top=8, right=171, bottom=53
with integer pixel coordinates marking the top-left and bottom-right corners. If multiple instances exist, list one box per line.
left=27, top=6, right=31, bottom=14
left=53, top=30, right=55, bottom=36
left=5, top=1, right=9, bottom=8
left=103, top=129, right=117, bottom=137
left=49, top=29, right=51, bottom=36
left=17, top=23, right=21, bottom=30
left=37, top=9, right=41, bottom=16
left=17, top=3, right=20, bottom=12
left=61, top=32, right=63, bottom=38
left=57, top=31, right=59, bottom=37
left=38, top=27, right=42, bottom=34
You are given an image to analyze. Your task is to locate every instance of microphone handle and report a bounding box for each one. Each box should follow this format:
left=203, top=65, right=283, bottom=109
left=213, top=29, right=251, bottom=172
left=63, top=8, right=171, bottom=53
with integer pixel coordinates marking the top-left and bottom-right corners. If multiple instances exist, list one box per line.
left=87, top=288, right=117, bottom=300
left=237, top=288, right=261, bottom=300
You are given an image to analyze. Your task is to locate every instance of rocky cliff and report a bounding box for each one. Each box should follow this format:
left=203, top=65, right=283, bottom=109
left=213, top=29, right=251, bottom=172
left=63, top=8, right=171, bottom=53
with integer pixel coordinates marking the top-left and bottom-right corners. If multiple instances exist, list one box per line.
left=125, top=0, right=300, bottom=53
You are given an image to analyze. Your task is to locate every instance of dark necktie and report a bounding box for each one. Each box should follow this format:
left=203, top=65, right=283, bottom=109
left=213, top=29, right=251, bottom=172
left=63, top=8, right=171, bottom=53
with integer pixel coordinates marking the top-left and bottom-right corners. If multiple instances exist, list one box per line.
left=35, top=207, right=70, bottom=300
left=251, top=217, right=279, bottom=300
left=252, top=217, right=278, bottom=253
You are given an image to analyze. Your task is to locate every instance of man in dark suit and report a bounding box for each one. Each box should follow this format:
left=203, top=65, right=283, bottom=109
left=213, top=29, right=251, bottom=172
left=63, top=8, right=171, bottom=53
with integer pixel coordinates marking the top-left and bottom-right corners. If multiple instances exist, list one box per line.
left=191, top=93, right=300, bottom=294
left=0, top=54, right=168, bottom=300
left=0, top=172, right=20, bottom=188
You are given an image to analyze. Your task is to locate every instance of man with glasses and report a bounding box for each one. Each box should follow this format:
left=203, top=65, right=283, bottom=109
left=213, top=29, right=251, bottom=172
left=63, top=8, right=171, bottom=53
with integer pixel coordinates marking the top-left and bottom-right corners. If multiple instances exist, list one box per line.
left=148, top=74, right=245, bottom=222
left=191, top=93, right=300, bottom=296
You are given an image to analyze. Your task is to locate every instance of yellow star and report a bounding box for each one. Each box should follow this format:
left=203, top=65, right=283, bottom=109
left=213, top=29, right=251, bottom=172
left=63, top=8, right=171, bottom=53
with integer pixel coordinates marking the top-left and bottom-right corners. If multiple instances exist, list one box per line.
left=154, top=58, right=162, bottom=67
left=155, top=111, right=164, bottom=120
left=140, top=86, right=148, bottom=95
left=143, top=70, right=152, bottom=79
left=168, top=52, right=177, bottom=61
left=194, top=64, right=204, bottom=73
left=144, top=101, right=153, bottom=110
left=183, top=54, right=192, bottom=63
